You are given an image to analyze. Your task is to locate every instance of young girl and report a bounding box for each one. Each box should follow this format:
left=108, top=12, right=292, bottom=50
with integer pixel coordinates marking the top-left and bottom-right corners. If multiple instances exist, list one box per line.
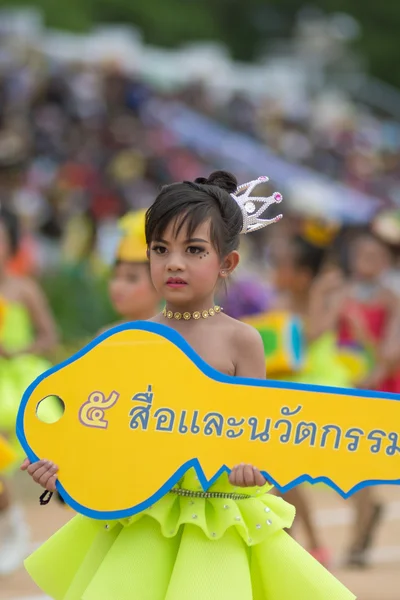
left=265, top=230, right=350, bottom=569
left=0, top=207, right=58, bottom=575
left=337, top=231, right=400, bottom=567
left=107, top=209, right=161, bottom=325
left=22, top=172, right=355, bottom=599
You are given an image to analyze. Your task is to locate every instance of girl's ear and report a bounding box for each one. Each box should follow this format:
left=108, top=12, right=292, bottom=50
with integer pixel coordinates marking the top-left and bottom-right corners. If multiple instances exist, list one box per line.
left=219, top=251, right=240, bottom=278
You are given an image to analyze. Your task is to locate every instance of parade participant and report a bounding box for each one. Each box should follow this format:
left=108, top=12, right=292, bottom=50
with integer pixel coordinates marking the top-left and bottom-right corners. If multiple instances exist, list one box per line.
left=0, top=207, right=58, bottom=575
left=22, top=171, right=354, bottom=599
left=265, top=225, right=349, bottom=569
left=338, top=230, right=400, bottom=567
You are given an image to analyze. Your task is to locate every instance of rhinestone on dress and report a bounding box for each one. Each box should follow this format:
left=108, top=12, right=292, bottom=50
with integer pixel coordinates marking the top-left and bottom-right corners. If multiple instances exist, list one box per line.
left=192, top=514, right=198, bottom=519
left=256, top=524, right=261, bottom=529
left=266, top=519, right=272, bottom=525
left=105, top=524, right=110, bottom=530
left=264, top=507, right=271, bottom=513
left=235, top=516, right=241, bottom=522
left=223, top=504, right=230, bottom=510
left=211, top=532, right=216, bottom=537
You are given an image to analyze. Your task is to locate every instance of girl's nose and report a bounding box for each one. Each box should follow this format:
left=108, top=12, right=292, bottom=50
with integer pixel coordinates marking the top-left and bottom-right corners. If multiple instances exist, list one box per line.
left=166, top=253, right=185, bottom=272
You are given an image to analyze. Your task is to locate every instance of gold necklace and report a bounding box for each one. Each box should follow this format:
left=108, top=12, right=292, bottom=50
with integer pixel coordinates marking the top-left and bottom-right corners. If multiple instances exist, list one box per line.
left=162, top=305, right=223, bottom=321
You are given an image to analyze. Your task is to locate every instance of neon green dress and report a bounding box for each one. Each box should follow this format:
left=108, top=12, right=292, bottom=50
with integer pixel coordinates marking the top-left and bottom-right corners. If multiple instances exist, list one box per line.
left=25, top=470, right=355, bottom=599
left=287, top=332, right=352, bottom=388
left=0, top=302, right=51, bottom=467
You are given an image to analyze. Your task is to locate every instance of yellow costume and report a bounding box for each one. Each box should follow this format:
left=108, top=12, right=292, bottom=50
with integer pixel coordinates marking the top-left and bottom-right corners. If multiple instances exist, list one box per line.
left=0, top=301, right=51, bottom=468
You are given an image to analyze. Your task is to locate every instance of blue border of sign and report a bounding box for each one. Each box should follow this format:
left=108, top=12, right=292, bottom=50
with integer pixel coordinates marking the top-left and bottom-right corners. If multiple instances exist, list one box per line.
left=16, top=320, right=400, bottom=519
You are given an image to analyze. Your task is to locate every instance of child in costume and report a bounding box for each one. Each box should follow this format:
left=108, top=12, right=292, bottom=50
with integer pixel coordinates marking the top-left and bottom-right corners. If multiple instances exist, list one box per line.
left=337, top=231, right=400, bottom=567
left=22, top=172, right=355, bottom=599
left=240, top=227, right=346, bottom=568
left=107, top=210, right=161, bottom=325
left=0, top=207, right=58, bottom=575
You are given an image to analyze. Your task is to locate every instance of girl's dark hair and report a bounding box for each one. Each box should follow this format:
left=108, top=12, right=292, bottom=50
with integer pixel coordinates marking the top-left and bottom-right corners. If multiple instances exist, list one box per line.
left=290, top=236, right=326, bottom=278
left=145, top=170, right=242, bottom=256
left=0, top=207, right=20, bottom=255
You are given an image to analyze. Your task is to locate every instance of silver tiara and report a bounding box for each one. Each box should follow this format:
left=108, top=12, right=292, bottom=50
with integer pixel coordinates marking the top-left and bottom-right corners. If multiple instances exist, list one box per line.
left=231, top=176, right=283, bottom=234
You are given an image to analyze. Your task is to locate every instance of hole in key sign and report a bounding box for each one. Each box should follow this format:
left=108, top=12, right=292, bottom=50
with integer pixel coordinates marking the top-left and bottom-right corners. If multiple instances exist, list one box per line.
left=36, top=395, right=65, bottom=424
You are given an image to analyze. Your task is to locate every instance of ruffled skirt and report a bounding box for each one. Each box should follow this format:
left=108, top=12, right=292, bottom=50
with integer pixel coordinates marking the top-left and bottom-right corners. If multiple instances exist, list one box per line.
left=25, top=470, right=355, bottom=599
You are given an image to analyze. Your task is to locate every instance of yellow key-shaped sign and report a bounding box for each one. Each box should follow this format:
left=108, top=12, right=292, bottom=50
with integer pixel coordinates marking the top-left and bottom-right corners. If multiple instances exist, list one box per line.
left=17, top=321, right=400, bottom=519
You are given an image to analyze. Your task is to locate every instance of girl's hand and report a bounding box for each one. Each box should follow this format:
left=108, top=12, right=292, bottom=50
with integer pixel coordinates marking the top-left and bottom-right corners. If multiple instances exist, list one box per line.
left=21, top=458, right=58, bottom=492
left=229, top=464, right=267, bottom=487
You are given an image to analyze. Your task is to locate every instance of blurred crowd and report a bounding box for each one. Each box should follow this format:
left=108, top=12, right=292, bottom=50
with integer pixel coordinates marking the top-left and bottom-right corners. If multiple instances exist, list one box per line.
left=220, top=91, right=400, bottom=207
left=1, top=28, right=400, bottom=283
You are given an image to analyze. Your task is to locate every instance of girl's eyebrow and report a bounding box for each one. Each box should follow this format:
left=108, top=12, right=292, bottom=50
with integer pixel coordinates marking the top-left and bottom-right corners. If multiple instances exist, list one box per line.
left=153, top=238, right=209, bottom=244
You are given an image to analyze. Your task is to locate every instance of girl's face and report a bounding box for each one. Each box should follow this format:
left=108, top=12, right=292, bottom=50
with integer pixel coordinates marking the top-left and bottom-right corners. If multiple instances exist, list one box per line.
left=149, top=218, right=227, bottom=309
left=349, top=237, right=390, bottom=282
left=109, top=262, right=159, bottom=319
left=269, top=239, right=310, bottom=293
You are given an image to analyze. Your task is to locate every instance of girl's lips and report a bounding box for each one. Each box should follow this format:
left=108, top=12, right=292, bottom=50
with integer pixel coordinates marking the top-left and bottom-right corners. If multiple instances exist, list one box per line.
left=166, top=278, right=187, bottom=287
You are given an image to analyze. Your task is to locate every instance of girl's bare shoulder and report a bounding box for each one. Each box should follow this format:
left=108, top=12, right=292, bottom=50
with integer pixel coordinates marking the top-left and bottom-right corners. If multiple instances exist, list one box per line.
left=221, top=313, right=264, bottom=351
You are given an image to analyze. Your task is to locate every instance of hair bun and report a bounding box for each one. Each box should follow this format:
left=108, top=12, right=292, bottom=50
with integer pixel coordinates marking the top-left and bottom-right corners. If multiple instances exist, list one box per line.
left=194, top=177, right=208, bottom=185
left=206, top=170, right=237, bottom=194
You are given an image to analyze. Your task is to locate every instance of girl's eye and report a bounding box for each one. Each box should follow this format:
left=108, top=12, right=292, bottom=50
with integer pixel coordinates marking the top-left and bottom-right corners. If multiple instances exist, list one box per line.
left=152, top=245, right=167, bottom=255
left=187, top=246, right=204, bottom=255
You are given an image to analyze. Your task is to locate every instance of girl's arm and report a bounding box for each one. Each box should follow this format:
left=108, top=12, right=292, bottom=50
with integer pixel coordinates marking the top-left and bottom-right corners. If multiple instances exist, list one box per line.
left=305, top=270, right=345, bottom=341
left=359, top=291, right=400, bottom=389
left=18, top=278, right=58, bottom=356
left=229, top=323, right=268, bottom=488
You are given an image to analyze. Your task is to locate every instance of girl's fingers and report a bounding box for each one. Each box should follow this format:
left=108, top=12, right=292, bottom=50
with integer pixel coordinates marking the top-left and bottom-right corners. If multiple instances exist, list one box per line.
left=27, top=459, right=48, bottom=476
left=243, top=465, right=255, bottom=487
left=234, top=463, right=246, bottom=487
left=47, top=475, right=57, bottom=492
left=20, top=458, right=31, bottom=471
left=38, top=471, right=57, bottom=490
left=32, top=464, right=51, bottom=483
left=253, top=467, right=267, bottom=487
left=230, top=464, right=269, bottom=488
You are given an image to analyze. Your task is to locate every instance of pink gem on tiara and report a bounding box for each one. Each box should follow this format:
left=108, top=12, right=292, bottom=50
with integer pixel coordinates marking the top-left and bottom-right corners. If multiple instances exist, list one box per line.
left=273, top=192, right=283, bottom=203
left=258, top=176, right=269, bottom=182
